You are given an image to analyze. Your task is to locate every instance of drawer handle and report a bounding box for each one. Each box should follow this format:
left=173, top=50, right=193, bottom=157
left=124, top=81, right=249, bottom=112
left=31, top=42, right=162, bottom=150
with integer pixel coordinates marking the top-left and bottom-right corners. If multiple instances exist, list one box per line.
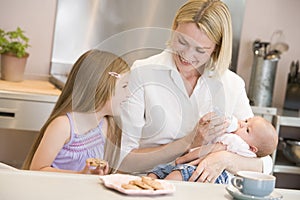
left=0, top=111, right=15, bottom=118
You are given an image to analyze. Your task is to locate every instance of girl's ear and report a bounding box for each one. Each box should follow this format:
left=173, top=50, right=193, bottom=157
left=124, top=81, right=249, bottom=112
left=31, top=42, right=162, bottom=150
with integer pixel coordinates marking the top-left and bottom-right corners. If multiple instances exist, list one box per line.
left=249, top=145, right=258, bottom=153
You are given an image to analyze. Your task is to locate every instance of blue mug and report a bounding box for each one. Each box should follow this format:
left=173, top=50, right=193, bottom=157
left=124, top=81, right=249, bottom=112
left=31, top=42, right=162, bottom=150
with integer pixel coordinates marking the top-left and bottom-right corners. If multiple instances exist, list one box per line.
left=231, top=171, right=276, bottom=197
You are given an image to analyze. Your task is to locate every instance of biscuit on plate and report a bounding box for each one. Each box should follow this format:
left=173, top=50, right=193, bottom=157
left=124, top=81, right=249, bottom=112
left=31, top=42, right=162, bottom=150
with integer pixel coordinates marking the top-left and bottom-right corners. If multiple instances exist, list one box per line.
left=141, top=176, right=164, bottom=190
left=129, top=180, right=154, bottom=190
left=121, top=183, right=142, bottom=190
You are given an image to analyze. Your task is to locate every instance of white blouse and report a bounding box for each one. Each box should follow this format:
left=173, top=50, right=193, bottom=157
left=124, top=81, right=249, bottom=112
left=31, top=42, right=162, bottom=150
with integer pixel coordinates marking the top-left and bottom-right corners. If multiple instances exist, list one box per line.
left=120, top=49, right=272, bottom=174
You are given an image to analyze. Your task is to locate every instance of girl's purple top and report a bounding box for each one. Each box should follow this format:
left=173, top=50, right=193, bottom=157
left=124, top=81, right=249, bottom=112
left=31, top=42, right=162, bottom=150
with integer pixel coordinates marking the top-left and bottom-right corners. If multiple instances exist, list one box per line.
left=51, top=113, right=105, bottom=171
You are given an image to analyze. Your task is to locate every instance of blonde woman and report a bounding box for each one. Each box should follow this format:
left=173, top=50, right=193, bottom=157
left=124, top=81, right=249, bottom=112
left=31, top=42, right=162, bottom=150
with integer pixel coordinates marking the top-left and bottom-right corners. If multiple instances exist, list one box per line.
left=119, top=0, right=273, bottom=183
left=23, top=49, right=130, bottom=174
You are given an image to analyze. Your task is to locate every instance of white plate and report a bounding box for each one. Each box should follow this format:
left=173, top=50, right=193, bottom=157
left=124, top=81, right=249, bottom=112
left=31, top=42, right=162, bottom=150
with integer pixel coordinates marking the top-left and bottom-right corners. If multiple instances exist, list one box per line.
left=226, top=185, right=283, bottom=200
left=99, top=174, right=175, bottom=196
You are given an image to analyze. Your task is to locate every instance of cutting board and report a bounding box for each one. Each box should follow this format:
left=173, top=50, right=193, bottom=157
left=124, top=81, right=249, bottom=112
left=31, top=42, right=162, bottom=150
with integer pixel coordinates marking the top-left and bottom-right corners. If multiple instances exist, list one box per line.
left=0, top=80, right=61, bottom=96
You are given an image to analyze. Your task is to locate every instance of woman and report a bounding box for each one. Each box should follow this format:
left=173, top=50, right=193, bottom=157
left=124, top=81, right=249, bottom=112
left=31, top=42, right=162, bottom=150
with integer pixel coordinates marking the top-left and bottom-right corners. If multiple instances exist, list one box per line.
left=23, top=50, right=130, bottom=174
left=118, top=0, right=272, bottom=183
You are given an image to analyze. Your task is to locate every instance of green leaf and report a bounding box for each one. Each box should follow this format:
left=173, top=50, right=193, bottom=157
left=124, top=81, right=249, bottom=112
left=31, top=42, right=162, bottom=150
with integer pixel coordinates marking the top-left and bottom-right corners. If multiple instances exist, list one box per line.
left=0, top=27, right=30, bottom=58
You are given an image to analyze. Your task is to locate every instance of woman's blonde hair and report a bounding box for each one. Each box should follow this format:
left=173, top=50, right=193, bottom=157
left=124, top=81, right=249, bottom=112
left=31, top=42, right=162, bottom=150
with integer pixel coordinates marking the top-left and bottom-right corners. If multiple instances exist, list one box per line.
left=171, top=0, right=232, bottom=75
left=23, top=49, right=130, bottom=171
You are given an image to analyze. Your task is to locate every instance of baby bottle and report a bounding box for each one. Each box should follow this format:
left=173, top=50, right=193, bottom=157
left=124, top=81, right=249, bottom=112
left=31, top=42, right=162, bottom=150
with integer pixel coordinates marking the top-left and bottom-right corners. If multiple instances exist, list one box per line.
left=212, top=107, right=238, bottom=132
left=226, top=116, right=238, bottom=133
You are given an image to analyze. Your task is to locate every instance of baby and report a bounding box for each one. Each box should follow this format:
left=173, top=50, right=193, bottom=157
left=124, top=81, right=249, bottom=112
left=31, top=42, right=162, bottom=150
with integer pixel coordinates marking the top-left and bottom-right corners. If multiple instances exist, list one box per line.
left=148, top=116, right=278, bottom=182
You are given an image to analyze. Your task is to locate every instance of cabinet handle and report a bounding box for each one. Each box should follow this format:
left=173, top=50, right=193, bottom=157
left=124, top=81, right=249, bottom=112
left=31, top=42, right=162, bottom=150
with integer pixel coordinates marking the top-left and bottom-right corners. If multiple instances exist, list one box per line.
left=0, top=108, right=16, bottom=118
left=0, top=111, right=15, bottom=118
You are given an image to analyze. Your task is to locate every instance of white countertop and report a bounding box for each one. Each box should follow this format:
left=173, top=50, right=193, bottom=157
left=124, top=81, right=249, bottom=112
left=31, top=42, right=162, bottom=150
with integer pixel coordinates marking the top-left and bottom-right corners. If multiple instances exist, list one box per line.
left=0, top=169, right=299, bottom=200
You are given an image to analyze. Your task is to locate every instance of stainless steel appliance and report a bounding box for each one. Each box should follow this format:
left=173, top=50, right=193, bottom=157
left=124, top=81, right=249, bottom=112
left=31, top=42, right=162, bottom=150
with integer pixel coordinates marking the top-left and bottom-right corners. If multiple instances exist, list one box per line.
left=280, top=138, right=300, bottom=165
left=248, top=40, right=281, bottom=107
left=284, top=60, right=300, bottom=110
left=49, top=0, right=246, bottom=89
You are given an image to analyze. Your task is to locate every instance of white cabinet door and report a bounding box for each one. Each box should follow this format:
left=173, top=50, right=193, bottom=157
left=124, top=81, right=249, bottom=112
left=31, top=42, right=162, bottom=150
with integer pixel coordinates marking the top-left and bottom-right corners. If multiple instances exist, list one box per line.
left=0, top=99, right=55, bottom=131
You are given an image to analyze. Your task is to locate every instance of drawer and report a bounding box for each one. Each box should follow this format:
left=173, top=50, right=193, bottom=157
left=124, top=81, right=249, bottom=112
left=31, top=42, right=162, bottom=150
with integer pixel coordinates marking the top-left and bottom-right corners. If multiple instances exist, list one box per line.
left=0, top=98, right=55, bottom=131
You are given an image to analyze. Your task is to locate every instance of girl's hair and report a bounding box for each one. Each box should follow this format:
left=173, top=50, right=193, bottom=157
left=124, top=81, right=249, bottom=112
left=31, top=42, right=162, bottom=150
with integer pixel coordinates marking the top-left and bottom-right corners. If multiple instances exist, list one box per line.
left=170, top=0, right=232, bottom=75
left=22, top=49, right=130, bottom=171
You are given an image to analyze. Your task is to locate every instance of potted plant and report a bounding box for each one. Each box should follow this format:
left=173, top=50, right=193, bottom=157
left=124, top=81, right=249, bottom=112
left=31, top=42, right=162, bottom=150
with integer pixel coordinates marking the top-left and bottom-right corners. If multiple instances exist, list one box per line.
left=0, top=27, right=30, bottom=82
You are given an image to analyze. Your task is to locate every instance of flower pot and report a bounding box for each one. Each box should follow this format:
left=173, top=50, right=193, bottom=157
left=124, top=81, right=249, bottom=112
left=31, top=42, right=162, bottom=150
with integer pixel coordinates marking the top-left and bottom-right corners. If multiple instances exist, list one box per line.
left=0, top=52, right=29, bottom=82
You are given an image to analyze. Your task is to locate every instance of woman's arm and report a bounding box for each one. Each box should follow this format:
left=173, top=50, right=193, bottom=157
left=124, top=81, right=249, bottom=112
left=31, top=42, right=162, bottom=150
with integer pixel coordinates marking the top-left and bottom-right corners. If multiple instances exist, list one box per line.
left=176, top=143, right=227, bottom=165
left=177, top=150, right=270, bottom=183
left=218, top=151, right=264, bottom=174
left=118, top=130, right=196, bottom=173
left=118, top=113, right=228, bottom=173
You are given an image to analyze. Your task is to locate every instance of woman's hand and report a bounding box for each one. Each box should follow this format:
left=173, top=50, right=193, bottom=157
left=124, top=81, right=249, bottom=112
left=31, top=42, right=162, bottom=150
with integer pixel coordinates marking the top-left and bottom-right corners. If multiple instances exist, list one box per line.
left=175, top=143, right=228, bottom=183
left=176, top=142, right=227, bottom=165
left=190, top=112, right=227, bottom=148
left=187, top=151, right=230, bottom=183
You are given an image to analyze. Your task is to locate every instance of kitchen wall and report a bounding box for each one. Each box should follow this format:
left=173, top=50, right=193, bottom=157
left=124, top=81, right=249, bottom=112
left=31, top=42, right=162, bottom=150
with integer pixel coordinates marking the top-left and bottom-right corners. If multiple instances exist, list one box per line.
left=0, top=0, right=57, bottom=80
left=1, top=0, right=299, bottom=108
left=237, top=0, right=300, bottom=108
left=0, top=0, right=56, bottom=168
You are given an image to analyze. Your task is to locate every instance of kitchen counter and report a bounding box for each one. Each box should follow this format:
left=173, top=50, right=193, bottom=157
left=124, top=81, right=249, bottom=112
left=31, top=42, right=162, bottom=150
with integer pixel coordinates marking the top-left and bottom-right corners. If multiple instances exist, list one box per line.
left=0, top=169, right=299, bottom=200
left=0, top=79, right=61, bottom=102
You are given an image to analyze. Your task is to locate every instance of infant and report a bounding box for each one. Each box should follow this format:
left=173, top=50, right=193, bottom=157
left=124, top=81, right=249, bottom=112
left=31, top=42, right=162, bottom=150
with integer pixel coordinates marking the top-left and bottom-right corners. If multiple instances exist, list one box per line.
left=148, top=116, right=278, bottom=182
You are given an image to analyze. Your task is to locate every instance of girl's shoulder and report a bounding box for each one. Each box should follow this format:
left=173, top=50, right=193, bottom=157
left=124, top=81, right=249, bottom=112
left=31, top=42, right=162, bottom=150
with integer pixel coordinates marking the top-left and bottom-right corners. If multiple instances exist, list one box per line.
left=45, top=115, right=71, bottom=142
left=51, top=115, right=70, bottom=127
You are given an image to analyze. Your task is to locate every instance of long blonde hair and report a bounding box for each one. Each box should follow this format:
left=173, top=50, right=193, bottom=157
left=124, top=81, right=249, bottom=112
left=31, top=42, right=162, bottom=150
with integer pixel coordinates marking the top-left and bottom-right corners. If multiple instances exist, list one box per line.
left=171, top=0, right=232, bottom=75
left=23, top=50, right=130, bottom=171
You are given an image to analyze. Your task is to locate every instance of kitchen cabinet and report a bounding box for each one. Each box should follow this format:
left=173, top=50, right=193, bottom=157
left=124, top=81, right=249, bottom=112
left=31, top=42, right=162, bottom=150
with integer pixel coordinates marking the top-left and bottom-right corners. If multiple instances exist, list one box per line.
left=251, top=106, right=300, bottom=189
left=273, top=115, right=300, bottom=174
left=0, top=79, right=61, bottom=168
left=0, top=98, right=56, bottom=131
left=272, top=112, right=300, bottom=190
left=0, top=80, right=61, bottom=131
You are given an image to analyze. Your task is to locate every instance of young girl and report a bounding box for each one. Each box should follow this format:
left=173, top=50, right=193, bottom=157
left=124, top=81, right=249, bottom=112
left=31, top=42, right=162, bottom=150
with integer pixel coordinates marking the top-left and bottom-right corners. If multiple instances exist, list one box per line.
left=22, top=49, right=130, bottom=174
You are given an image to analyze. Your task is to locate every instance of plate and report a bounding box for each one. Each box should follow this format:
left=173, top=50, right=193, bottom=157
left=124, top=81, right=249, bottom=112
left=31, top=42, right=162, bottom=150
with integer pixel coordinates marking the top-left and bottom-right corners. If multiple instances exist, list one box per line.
left=99, top=174, right=175, bottom=195
left=226, top=185, right=283, bottom=200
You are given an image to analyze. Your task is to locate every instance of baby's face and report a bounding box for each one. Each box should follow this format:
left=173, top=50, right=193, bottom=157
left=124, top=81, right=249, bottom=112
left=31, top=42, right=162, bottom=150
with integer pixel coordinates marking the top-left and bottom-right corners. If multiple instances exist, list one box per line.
left=233, top=117, right=264, bottom=147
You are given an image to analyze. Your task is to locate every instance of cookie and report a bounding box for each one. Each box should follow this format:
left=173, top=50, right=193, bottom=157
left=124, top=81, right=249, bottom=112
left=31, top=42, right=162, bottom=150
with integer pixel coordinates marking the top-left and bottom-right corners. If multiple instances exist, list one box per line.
left=141, top=176, right=164, bottom=190
left=121, top=176, right=165, bottom=191
left=86, top=158, right=106, bottom=168
left=121, top=183, right=142, bottom=190
left=129, top=180, right=154, bottom=190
